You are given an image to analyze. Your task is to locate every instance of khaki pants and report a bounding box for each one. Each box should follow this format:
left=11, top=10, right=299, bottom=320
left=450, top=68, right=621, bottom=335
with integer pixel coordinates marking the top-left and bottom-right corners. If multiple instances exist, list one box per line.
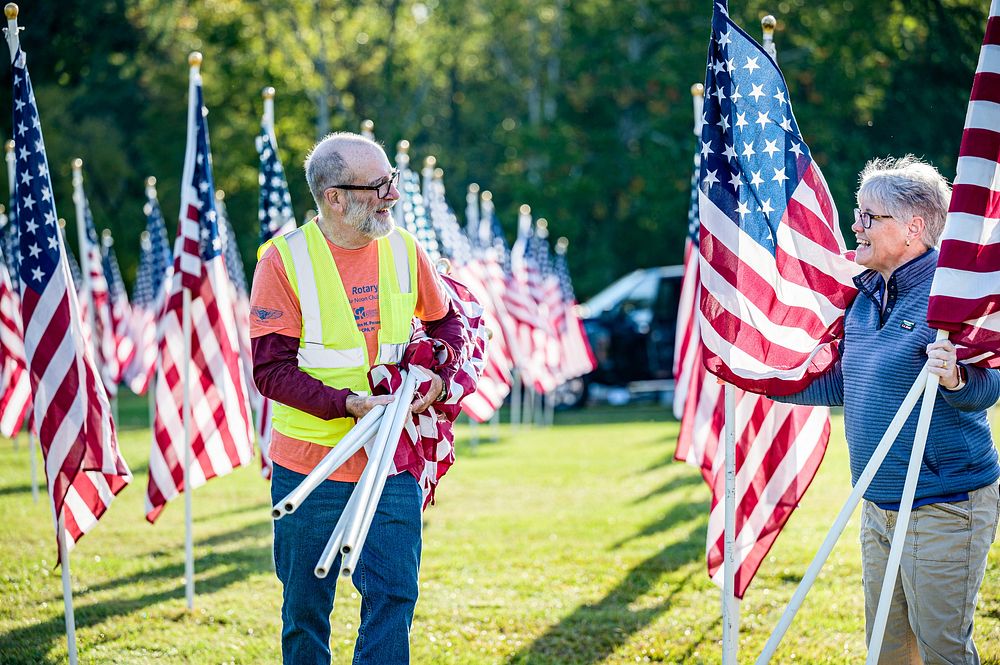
left=860, top=481, right=999, bottom=664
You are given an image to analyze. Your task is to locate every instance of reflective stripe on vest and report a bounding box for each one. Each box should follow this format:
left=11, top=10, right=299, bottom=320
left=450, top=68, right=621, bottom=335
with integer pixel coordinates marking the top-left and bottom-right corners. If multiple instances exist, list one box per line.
left=267, top=221, right=418, bottom=447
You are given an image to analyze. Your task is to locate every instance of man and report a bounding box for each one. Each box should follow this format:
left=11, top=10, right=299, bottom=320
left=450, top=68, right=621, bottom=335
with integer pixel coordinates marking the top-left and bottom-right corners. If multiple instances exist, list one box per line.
left=250, top=132, right=462, bottom=664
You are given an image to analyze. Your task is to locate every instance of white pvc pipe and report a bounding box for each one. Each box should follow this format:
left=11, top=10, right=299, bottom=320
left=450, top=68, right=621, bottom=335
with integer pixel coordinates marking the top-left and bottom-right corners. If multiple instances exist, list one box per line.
left=867, top=332, right=946, bottom=663
left=511, top=371, right=522, bottom=428
left=58, top=514, right=79, bottom=665
left=341, top=372, right=418, bottom=577
left=755, top=366, right=929, bottom=664
left=29, top=431, right=38, bottom=504
left=271, top=404, right=386, bottom=519
left=313, top=429, right=380, bottom=578
left=339, top=371, right=413, bottom=556
left=182, top=289, right=194, bottom=610
left=722, top=383, right=739, bottom=665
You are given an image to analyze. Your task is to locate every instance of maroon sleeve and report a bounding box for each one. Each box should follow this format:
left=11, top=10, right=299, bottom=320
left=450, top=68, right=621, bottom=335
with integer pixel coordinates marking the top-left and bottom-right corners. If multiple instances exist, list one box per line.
left=252, top=333, right=354, bottom=420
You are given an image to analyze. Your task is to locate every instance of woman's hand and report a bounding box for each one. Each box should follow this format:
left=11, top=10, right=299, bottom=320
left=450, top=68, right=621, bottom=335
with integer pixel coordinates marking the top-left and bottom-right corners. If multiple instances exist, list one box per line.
left=926, top=339, right=961, bottom=390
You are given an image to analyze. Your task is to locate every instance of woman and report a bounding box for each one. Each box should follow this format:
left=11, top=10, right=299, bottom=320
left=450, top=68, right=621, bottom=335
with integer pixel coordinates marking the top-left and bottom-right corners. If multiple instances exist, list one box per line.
left=777, top=155, right=1000, bottom=664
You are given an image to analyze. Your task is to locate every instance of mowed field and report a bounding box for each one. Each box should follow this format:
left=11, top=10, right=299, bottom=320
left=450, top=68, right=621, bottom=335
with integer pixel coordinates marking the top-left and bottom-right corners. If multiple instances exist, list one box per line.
left=0, top=398, right=997, bottom=664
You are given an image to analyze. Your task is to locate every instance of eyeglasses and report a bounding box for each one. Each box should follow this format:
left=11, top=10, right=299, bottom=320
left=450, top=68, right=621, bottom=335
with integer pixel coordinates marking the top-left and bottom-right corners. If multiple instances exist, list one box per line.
left=853, top=208, right=894, bottom=229
left=328, top=169, right=399, bottom=200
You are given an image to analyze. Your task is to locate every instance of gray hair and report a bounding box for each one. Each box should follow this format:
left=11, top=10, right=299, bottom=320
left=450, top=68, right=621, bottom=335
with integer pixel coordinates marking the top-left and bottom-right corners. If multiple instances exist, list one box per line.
left=856, top=155, right=951, bottom=248
left=303, top=132, right=382, bottom=210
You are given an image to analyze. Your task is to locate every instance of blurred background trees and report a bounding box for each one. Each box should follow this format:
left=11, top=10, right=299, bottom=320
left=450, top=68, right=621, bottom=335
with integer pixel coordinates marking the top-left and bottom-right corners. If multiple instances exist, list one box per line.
left=2, top=0, right=986, bottom=297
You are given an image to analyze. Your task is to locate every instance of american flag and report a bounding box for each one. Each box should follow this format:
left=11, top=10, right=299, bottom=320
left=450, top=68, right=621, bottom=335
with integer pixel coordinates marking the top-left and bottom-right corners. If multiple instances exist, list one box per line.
left=255, top=120, right=297, bottom=479
left=145, top=60, right=254, bottom=522
left=927, top=0, right=1000, bottom=365
left=256, top=125, right=297, bottom=246
left=552, top=239, right=596, bottom=381
left=673, top=3, right=841, bottom=598
left=698, top=1, right=858, bottom=396
left=11, top=46, right=131, bottom=557
left=0, top=247, right=29, bottom=438
left=100, top=234, right=136, bottom=388
left=0, top=202, right=30, bottom=437
left=503, top=212, right=556, bottom=393
left=125, top=183, right=172, bottom=395
left=73, top=187, right=113, bottom=385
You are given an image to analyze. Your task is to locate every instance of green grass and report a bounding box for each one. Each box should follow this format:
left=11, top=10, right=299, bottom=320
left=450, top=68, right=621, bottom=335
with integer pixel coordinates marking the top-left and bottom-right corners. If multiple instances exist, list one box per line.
left=0, top=397, right=997, bottom=664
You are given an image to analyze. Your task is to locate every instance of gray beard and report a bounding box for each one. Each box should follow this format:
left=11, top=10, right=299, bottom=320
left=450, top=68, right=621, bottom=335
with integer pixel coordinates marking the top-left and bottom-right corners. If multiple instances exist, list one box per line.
left=344, top=195, right=393, bottom=239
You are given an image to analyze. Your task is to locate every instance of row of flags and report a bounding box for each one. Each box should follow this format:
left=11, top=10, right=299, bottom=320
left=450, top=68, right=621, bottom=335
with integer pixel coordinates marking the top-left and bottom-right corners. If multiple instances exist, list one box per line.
left=674, top=0, right=1000, bottom=601
left=0, top=38, right=595, bottom=559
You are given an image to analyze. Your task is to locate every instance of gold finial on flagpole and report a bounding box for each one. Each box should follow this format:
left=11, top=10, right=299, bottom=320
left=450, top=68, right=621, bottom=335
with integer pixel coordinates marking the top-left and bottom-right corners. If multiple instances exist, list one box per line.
left=361, top=119, right=374, bottom=132
left=4, top=4, right=18, bottom=20
left=433, top=167, right=444, bottom=180
left=215, top=189, right=225, bottom=202
left=536, top=218, right=549, bottom=238
left=481, top=190, right=492, bottom=202
left=692, top=82, right=705, bottom=136
left=57, top=217, right=65, bottom=229
left=761, top=15, right=777, bottom=58
left=262, top=86, right=275, bottom=100
left=397, top=140, right=410, bottom=153
left=101, top=228, right=113, bottom=247
left=424, top=155, right=436, bottom=169
left=468, top=183, right=480, bottom=194
left=72, top=158, right=83, bottom=170
left=435, top=257, right=452, bottom=275
left=145, top=176, right=156, bottom=188
left=519, top=204, right=530, bottom=215
left=4, top=139, right=13, bottom=154
left=556, top=236, right=569, bottom=254
left=188, top=51, right=202, bottom=67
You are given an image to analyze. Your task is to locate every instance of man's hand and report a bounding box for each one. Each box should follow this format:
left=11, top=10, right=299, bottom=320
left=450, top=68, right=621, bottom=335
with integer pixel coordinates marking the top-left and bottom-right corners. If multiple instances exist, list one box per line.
left=411, top=372, right=444, bottom=414
left=345, top=394, right=395, bottom=419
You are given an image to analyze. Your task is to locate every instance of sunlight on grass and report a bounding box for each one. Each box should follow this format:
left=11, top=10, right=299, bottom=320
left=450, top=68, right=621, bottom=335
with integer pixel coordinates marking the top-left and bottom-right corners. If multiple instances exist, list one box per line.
left=0, top=397, right=996, bottom=663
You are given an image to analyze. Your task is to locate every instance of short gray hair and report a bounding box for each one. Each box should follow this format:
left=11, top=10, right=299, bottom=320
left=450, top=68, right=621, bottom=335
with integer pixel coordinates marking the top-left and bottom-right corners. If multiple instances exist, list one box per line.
left=856, top=155, right=951, bottom=248
left=303, top=132, right=381, bottom=209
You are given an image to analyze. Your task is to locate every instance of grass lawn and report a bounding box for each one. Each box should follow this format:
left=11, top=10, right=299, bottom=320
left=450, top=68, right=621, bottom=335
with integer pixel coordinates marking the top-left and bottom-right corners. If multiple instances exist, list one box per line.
left=0, top=396, right=997, bottom=664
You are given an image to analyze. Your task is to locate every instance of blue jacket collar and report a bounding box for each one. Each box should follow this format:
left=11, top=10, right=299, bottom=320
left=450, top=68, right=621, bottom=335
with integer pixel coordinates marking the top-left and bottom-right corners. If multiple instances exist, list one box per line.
left=853, top=248, right=938, bottom=296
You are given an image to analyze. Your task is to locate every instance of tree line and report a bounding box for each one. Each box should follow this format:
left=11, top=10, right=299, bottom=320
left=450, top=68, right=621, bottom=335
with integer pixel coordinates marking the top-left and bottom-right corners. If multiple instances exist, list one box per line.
left=1, top=0, right=985, bottom=298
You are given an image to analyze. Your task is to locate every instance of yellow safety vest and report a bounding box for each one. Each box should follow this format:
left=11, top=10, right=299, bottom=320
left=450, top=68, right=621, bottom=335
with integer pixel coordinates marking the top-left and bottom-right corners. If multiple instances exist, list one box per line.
left=261, top=221, right=418, bottom=447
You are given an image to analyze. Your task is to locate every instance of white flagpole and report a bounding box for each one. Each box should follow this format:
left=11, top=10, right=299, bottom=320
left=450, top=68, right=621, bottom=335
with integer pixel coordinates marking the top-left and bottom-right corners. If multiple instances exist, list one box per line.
left=141, top=181, right=157, bottom=430
left=30, top=431, right=38, bottom=502
left=466, top=183, right=480, bottom=246
left=181, top=50, right=203, bottom=611
left=755, top=366, right=929, bottom=663
left=721, top=382, right=739, bottom=664
left=57, top=514, right=79, bottom=665
left=866, top=333, right=946, bottom=663
left=70, top=159, right=97, bottom=363
left=262, top=86, right=275, bottom=136
left=11, top=5, right=76, bottom=659
left=511, top=371, right=522, bottom=428
left=361, top=118, right=375, bottom=141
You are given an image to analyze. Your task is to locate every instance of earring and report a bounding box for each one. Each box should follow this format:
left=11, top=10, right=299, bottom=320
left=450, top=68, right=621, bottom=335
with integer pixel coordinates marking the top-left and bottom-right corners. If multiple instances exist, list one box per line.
left=905, top=238, right=910, bottom=246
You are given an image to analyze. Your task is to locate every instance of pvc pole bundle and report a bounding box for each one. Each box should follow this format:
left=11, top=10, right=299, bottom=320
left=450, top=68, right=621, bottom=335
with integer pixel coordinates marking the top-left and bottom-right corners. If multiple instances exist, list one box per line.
left=270, top=404, right=387, bottom=519
left=269, top=370, right=418, bottom=581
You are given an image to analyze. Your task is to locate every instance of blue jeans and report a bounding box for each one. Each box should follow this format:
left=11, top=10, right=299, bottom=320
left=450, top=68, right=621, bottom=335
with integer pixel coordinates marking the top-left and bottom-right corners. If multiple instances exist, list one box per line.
left=271, top=464, right=423, bottom=665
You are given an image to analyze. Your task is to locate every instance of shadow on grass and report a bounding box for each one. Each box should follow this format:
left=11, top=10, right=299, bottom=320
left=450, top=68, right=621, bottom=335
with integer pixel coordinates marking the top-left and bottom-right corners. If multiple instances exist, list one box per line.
left=630, top=472, right=702, bottom=505
left=0, top=482, right=36, bottom=497
left=507, top=516, right=707, bottom=665
left=611, top=498, right=706, bottom=550
left=5, top=523, right=273, bottom=665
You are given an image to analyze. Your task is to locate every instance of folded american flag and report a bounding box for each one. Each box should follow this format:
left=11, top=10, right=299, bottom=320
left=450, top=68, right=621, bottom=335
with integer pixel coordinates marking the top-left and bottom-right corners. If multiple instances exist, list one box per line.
left=368, top=273, right=488, bottom=507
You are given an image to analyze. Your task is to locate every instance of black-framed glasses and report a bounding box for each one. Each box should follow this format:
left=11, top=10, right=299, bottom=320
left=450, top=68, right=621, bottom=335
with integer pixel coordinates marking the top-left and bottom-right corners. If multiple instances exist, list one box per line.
left=328, top=169, right=399, bottom=200
left=853, top=208, right=893, bottom=229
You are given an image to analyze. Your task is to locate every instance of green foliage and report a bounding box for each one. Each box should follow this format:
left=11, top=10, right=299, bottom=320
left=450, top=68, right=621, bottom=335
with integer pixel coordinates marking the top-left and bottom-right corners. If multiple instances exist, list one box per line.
left=2, top=0, right=990, bottom=297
